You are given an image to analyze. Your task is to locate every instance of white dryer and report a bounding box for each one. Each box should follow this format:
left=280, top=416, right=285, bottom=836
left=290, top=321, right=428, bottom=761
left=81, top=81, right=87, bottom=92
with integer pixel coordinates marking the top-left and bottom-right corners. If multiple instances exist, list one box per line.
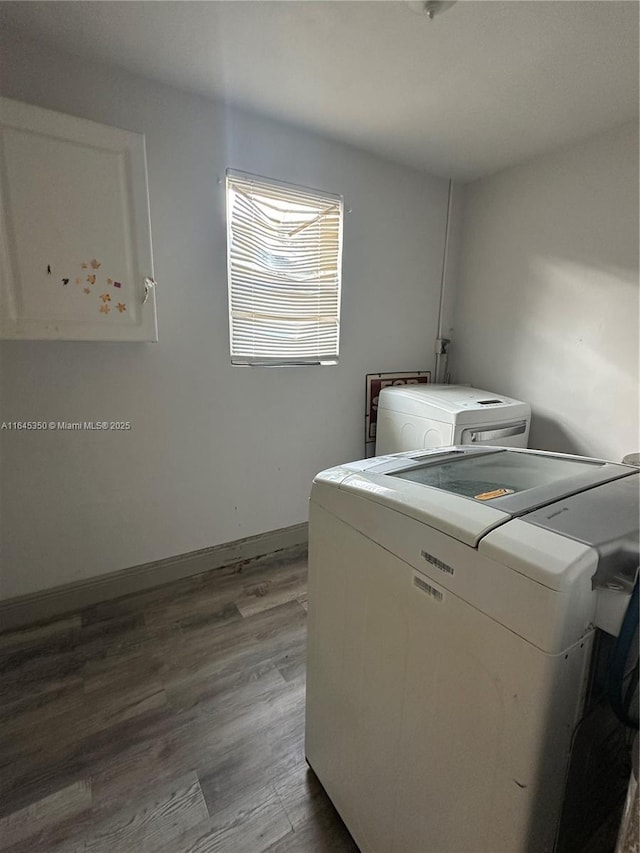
left=375, top=383, right=530, bottom=454
left=305, top=446, right=639, bottom=853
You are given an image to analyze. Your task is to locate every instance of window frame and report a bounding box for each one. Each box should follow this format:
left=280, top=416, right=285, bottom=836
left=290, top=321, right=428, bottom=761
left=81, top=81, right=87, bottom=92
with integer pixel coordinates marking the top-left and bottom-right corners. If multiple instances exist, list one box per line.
left=225, top=168, right=344, bottom=367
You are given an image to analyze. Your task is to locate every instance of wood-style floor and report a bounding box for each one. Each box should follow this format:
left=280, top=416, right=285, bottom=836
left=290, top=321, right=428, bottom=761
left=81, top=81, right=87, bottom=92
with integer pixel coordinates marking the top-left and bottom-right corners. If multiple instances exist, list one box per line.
left=0, top=547, right=359, bottom=853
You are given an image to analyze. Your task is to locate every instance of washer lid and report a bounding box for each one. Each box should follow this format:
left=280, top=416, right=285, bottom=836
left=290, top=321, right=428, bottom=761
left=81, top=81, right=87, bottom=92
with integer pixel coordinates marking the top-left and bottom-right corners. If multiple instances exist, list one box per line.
left=522, top=475, right=639, bottom=592
left=324, top=447, right=635, bottom=547
left=478, top=475, right=639, bottom=592
left=386, top=447, right=631, bottom=515
left=522, top=474, right=639, bottom=545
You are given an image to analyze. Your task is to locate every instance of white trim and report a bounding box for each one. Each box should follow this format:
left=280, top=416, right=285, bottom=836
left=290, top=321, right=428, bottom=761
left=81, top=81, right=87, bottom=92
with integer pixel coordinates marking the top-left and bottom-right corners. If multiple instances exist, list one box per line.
left=0, top=523, right=308, bottom=631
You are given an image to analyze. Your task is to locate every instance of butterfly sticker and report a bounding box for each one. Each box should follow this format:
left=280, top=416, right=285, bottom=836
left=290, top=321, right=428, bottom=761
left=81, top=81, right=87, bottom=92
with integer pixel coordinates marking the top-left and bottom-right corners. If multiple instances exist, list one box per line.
left=87, top=275, right=96, bottom=285
left=90, top=259, right=101, bottom=269
left=99, top=304, right=110, bottom=315
left=116, top=302, right=127, bottom=313
left=83, top=288, right=91, bottom=295
left=100, top=293, right=111, bottom=303
left=62, top=278, right=69, bottom=286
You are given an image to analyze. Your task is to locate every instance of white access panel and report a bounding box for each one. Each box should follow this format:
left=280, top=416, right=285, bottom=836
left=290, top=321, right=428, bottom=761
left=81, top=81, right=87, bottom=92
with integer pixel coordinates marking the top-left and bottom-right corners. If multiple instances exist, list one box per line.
left=0, top=97, right=157, bottom=341
left=305, top=501, right=594, bottom=853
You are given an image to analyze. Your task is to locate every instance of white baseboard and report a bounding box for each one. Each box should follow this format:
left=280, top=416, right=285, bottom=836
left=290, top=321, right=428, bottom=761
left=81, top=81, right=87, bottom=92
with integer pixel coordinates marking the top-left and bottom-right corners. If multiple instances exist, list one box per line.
left=0, top=523, right=308, bottom=632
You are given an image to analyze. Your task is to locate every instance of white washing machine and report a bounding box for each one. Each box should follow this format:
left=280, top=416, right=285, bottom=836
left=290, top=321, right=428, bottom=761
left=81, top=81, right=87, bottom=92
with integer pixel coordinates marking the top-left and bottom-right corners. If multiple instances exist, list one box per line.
left=305, top=446, right=639, bottom=853
left=375, top=384, right=531, bottom=454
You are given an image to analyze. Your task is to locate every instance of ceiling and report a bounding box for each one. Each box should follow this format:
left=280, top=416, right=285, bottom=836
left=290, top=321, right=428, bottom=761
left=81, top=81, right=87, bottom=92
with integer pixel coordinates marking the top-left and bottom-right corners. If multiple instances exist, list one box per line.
left=1, top=1, right=638, bottom=180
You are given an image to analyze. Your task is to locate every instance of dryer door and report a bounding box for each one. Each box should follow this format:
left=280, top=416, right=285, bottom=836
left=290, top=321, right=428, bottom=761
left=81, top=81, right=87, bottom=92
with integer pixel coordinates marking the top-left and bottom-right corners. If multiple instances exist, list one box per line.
left=458, top=420, right=529, bottom=447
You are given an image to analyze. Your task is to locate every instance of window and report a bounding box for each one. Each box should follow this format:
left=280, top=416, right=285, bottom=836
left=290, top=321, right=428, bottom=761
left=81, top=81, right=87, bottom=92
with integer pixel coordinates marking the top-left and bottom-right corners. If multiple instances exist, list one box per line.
left=226, top=170, right=343, bottom=365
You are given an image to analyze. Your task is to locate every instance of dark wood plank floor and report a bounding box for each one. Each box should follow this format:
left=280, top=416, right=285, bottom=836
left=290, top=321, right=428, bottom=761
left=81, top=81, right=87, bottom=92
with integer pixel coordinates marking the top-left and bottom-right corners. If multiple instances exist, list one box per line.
left=0, top=548, right=359, bottom=853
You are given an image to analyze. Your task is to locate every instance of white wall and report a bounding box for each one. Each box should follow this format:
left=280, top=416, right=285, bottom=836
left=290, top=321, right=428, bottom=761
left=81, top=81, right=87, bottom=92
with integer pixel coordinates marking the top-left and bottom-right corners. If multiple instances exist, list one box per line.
left=0, top=32, right=449, bottom=600
left=451, top=122, right=639, bottom=461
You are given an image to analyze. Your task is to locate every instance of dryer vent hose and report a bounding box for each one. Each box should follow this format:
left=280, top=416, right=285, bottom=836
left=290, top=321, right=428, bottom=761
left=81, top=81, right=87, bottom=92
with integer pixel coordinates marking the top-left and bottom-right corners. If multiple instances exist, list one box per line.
left=608, top=578, right=639, bottom=730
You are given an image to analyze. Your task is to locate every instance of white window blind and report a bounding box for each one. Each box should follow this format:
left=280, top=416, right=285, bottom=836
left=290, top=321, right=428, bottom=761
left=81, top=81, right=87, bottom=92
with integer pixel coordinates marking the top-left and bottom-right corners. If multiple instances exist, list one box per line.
left=226, top=170, right=343, bottom=365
